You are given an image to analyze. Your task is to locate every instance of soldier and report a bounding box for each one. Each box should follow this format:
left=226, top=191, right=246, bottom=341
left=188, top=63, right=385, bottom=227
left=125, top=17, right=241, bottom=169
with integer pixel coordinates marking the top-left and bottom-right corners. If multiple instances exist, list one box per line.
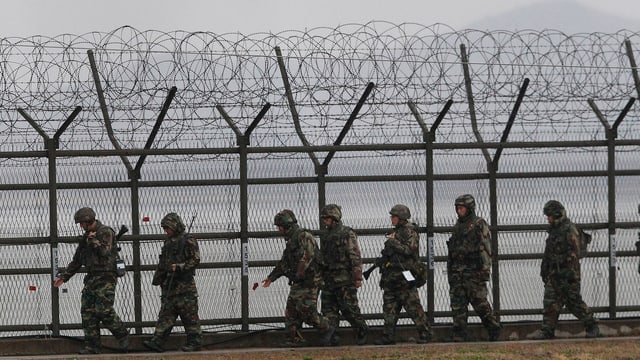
left=53, top=207, right=129, bottom=354
left=262, top=209, right=335, bottom=347
left=447, top=194, right=501, bottom=342
left=319, top=204, right=369, bottom=346
left=143, top=213, right=202, bottom=352
left=374, top=204, right=431, bottom=345
left=532, top=200, right=600, bottom=339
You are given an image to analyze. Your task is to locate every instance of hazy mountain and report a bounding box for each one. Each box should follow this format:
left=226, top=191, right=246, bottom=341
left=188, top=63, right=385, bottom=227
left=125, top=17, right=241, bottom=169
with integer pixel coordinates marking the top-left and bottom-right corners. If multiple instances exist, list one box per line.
left=465, top=0, right=639, bottom=33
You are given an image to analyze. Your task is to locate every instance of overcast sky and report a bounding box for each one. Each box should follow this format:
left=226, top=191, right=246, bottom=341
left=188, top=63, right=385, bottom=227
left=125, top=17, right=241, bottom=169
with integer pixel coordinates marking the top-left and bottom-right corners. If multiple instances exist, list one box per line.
left=0, top=0, right=638, bottom=37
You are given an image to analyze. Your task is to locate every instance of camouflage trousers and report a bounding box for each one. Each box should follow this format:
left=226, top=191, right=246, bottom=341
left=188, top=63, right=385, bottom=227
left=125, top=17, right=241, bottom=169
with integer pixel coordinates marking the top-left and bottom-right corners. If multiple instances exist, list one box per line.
left=542, top=277, right=595, bottom=334
left=151, top=291, right=202, bottom=346
left=381, top=286, right=430, bottom=339
left=81, top=276, right=128, bottom=348
left=449, top=276, right=500, bottom=335
left=285, top=284, right=330, bottom=340
left=321, top=284, right=368, bottom=334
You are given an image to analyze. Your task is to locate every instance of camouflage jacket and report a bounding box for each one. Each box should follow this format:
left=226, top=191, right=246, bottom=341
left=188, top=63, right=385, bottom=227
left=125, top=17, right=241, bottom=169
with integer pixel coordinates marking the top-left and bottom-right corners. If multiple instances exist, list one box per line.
left=59, top=220, right=117, bottom=283
left=320, top=222, right=363, bottom=286
left=151, top=231, right=200, bottom=297
left=268, top=224, right=322, bottom=287
left=540, top=216, right=581, bottom=282
left=379, top=221, right=420, bottom=288
left=447, top=212, right=492, bottom=278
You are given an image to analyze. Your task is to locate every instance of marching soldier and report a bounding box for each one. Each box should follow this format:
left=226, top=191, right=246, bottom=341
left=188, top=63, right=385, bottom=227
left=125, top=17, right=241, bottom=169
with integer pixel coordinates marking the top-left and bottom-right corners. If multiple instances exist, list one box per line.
left=319, top=204, right=369, bottom=345
left=262, top=209, right=335, bottom=347
left=53, top=207, right=129, bottom=354
left=143, top=213, right=202, bottom=352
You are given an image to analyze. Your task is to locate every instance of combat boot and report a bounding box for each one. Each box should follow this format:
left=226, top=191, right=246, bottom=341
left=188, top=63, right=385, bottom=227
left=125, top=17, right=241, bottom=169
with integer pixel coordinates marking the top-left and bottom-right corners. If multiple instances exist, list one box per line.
left=488, top=326, right=501, bottom=341
left=355, top=328, right=368, bottom=345
left=529, top=329, right=554, bottom=340
left=373, top=335, right=395, bottom=345
left=78, top=346, right=99, bottom=355
left=320, top=326, right=336, bottom=346
left=585, top=323, right=600, bottom=338
left=181, top=343, right=202, bottom=352
left=416, top=331, right=432, bottom=344
left=279, top=337, right=307, bottom=347
left=143, top=339, right=165, bottom=353
left=329, top=333, right=341, bottom=346
left=117, top=334, right=130, bottom=352
left=181, top=333, right=202, bottom=352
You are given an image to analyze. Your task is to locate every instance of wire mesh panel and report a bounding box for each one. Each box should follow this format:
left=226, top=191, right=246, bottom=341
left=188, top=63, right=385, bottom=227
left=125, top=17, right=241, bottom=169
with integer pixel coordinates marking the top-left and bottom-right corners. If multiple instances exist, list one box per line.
left=0, top=23, right=639, bottom=337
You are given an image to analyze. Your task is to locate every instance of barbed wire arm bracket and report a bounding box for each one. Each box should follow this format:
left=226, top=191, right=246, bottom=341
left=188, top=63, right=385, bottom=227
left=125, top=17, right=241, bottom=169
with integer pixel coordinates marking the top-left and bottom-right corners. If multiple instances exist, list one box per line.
left=87, top=49, right=134, bottom=176
left=460, top=44, right=492, bottom=168
left=492, top=78, right=530, bottom=170
left=625, top=39, right=640, bottom=100
left=133, top=86, right=178, bottom=175
left=322, top=82, right=375, bottom=167
left=274, top=46, right=321, bottom=170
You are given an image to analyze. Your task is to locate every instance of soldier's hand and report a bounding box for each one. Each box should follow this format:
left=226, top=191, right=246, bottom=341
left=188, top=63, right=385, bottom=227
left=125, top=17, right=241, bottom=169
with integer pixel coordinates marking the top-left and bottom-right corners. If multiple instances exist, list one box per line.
left=53, top=277, right=64, bottom=288
left=354, top=279, right=363, bottom=288
left=87, top=231, right=99, bottom=248
left=262, top=278, right=272, bottom=288
left=171, top=263, right=177, bottom=272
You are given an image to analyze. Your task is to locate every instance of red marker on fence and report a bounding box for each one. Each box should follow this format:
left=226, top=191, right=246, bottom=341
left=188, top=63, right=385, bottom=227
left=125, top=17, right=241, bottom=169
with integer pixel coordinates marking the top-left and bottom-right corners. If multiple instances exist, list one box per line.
left=143, top=216, right=150, bottom=222
left=252, top=282, right=259, bottom=291
left=28, top=285, right=37, bottom=291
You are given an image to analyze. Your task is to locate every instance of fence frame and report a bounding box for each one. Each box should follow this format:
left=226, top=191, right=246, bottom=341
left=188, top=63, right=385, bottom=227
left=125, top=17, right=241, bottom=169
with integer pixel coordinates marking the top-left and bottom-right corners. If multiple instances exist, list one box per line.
left=0, top=41, right=639, bottom=336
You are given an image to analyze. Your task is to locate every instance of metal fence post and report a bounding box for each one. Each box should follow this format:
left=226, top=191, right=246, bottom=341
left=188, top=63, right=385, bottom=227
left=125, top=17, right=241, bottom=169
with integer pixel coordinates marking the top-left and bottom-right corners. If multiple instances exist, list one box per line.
left=588, top=97, right=635, bottom=318
left=408, top=99, right=452, bottom=325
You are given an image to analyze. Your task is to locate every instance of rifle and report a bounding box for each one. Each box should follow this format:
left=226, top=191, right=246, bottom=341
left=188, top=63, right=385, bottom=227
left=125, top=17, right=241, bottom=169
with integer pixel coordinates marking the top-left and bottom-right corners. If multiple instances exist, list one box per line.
left=114, top=225, right=129, bottom=277
left=363, top=254, right=392, bottom=280
left=115, top=225, right=129, bottom=249
left=166, top=213, right=197, bottom=294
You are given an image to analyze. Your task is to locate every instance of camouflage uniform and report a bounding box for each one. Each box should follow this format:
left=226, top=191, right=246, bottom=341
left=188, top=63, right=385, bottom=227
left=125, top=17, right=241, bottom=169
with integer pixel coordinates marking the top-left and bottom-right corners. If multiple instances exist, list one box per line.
left=144, top=213, right=202, bottom=352
left=319, top=204, right=369, bottom=345
left=56, top=207, right=129, bottom=354
left=375, top=205, right=431, bottom=345
left=447, top=195, right=501, bottom=341
left=267, top=210, right=334, bottom=347
left=537, top=200, right=599, bottom=339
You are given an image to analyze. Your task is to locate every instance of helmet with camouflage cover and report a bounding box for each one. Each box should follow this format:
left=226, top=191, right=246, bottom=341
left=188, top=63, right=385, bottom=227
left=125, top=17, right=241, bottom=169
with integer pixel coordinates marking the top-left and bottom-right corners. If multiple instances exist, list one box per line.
left=320, top=204, right=342, bottom=222
left=274, top=209, right=297, bottom=227
left=455, top=194, right=476, bottom=212
left=389, top=204, right=411, bottom=220
left=74, top=207, right=96, bottom=224
left=543, top=200, right=565, bottom=219
left=161, top=212, right=186, bottom=233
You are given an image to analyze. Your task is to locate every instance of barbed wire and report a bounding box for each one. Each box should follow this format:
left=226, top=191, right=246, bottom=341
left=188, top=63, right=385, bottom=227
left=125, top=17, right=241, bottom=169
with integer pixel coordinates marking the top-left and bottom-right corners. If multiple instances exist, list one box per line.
left=0, top=21, right=638, bottom=155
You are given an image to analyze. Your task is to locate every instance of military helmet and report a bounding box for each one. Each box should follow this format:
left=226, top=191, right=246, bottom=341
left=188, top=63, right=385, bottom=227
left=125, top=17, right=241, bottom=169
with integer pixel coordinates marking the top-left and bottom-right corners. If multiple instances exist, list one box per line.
left=389, top=204, right=411, bottom=220
left=74, top=207, right=96, bottom=223
left=455, top=194, right=476, bottom=212
left=320, top=204, right=342, bottom=222
left=161, top=212, right=186, bottom=233
left=274, top=209, right=297, bottom=227
left=543, top=200, right=565, bottom=219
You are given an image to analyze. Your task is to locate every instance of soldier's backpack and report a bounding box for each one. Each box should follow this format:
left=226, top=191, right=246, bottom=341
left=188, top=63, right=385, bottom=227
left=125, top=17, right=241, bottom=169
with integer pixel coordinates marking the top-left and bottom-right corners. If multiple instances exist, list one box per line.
left=412, top=261, right=428, bottom=288
left=577, top=227, right=592, bottom=259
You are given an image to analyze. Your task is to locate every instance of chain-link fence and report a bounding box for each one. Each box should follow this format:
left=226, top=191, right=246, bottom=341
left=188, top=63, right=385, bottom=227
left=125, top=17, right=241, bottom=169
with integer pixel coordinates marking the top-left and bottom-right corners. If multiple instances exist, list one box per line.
left=0, top=22, right=639, bottom=338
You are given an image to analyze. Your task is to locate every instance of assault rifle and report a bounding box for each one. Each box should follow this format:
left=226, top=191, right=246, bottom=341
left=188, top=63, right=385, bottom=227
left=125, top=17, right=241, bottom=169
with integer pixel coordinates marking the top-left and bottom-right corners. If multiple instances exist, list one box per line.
left=363, top=252, right=393, bottom=280
left=114, top=225, right=129, bottom=277
left=115, top=225, right=129, bottom=246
